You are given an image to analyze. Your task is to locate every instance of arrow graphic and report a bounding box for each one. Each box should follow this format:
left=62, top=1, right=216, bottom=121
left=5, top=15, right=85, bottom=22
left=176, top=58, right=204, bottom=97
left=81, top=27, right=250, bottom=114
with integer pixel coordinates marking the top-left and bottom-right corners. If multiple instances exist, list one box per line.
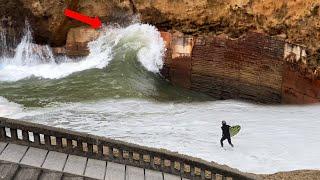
left=64, top=9, right=102, bottom=29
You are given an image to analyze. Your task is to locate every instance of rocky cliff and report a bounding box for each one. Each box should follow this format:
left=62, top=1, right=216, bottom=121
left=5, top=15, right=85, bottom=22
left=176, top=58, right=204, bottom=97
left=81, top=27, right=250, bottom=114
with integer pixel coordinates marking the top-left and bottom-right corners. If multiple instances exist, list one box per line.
left=0, top=0, right=134, bottom=47
left=1, top=0, right=320, bottom=62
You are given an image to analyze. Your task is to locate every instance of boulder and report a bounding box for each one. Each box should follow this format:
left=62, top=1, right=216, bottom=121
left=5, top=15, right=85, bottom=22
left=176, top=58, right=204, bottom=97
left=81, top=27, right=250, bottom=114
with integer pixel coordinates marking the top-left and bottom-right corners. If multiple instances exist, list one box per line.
left=65, top=27, right=99, bottom=57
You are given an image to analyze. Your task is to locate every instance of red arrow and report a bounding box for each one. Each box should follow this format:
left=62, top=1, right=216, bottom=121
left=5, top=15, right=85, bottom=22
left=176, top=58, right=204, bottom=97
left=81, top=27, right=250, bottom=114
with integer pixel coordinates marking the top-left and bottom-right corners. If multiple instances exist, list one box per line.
left=64, top=9, right=102, bottom=29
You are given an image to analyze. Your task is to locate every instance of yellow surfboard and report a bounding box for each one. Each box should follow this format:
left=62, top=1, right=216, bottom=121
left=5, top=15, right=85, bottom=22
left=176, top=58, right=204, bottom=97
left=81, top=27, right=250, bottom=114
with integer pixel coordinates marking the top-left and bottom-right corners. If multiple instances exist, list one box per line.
left=230, top=125, right=241, bottom=137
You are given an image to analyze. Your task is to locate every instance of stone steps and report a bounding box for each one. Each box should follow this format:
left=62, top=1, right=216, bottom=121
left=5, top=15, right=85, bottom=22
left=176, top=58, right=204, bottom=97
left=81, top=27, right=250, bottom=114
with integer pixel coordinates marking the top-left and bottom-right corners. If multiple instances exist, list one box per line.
left=0, top=142, right=184, bottom=180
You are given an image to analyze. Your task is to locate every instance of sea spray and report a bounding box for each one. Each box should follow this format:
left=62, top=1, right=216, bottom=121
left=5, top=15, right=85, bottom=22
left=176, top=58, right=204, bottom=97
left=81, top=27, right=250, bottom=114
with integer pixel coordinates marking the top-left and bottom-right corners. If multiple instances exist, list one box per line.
left=12, top=23, right=55, bottom=66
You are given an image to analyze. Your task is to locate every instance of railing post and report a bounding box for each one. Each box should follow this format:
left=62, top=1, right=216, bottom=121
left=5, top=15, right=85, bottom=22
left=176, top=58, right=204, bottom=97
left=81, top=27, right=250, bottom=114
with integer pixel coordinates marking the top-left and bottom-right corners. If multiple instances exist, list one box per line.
left=33, top=133, right=40, bottom=145
left=77, top=140, right=83, bottom=152
left=87, top=143, right=93, bottom=155
left=139, top=153, right=144, bottom=166
left=180, top=162, right=185, bottom=178
left=160, top=158, right=165, bottom=172
left=97, top=144, right=103, bottom=157
left=56, top=137, right=62, bottom=148
left=170, top=160, right=175, bottom=174
left=22, top=130, right=29, bottom=142
left=0, top=126, right=6, bottom=141
left=191, top=166, right=195, bottom=178
left=201, top=169, right=205, bottom=179
left=67, top=139, right=73, bottom=149
left=118, top=149, right=124, bottom=163
left=10, top=128, right=18, bottom=140
left=150, top=155, right=155, bottom=169
left=212, top=173, right=216, bottom=180
left=109, top=147, right=114, bottom=161
left=44, top=135, right=51, bottom=146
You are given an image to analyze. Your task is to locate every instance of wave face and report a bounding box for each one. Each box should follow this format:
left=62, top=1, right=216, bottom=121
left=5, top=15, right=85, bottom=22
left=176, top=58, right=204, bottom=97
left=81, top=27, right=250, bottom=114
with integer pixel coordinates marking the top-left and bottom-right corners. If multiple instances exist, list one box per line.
left=87, top=23, right=165, bottom=73
left=0, top=23, right=165, bottom=82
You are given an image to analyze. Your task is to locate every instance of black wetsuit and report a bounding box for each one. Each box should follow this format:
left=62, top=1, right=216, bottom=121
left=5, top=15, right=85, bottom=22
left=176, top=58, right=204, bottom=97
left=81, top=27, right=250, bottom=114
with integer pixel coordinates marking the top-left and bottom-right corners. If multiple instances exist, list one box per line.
left=220, top=124, right=233, bottom=147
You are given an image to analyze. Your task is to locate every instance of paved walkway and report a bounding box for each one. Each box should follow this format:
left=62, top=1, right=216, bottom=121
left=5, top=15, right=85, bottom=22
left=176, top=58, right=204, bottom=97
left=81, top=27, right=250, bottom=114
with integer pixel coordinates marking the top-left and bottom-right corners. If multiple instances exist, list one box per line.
left=0, top=142, right=185, bottom=180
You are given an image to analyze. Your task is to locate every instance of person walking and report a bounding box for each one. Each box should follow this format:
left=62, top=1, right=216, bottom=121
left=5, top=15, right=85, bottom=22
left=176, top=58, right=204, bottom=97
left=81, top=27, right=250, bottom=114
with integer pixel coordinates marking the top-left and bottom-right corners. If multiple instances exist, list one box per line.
left=220, top=120, right=234, bottom=147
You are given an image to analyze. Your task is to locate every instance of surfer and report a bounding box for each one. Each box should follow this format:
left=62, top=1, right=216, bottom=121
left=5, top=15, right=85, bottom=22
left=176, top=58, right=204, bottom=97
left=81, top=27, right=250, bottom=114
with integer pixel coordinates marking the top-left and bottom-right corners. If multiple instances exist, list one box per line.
left=220, top=121, right=234, bottom=147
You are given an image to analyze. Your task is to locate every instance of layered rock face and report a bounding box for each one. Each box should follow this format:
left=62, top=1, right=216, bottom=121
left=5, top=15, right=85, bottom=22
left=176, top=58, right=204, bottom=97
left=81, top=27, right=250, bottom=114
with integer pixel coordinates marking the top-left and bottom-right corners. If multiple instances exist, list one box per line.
left=161, top=32, right=320, bottom=104
left=282, top=62, right=320, bottom=104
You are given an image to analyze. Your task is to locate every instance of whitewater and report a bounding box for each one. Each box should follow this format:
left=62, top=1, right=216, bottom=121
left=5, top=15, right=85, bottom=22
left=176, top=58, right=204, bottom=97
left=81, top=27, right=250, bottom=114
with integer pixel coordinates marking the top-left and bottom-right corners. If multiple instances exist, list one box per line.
left=0, top=22, right=320, bottom=174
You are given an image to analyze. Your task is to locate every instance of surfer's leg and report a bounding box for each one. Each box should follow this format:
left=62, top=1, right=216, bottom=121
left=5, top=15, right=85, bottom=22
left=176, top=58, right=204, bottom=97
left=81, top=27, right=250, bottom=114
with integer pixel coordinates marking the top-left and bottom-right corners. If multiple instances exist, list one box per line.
left=227, top=137, right=234, bottom=147
left=220, top=136, right=226, bottom=147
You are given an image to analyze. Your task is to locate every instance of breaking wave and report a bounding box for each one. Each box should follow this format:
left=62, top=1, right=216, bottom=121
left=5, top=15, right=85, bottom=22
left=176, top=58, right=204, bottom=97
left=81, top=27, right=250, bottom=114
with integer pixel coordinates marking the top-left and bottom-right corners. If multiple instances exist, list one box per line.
left=0, top=22, right=165, bottom=82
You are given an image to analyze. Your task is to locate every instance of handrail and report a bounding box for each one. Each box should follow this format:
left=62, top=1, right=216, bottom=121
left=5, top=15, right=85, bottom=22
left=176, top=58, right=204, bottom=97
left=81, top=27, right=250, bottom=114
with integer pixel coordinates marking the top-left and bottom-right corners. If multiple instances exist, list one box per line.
left=0, top=117, right=258, bottom=180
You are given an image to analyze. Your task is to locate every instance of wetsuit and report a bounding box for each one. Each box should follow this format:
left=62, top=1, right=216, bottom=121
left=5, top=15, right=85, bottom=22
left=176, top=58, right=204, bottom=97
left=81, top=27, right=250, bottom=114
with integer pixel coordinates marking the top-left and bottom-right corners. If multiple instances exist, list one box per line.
left=220, top=124, right=233, bottom=147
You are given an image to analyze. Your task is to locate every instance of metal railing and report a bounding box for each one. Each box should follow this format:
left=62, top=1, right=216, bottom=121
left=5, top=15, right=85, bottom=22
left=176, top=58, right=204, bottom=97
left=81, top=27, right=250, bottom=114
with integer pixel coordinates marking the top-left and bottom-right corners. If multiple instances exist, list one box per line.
left=0, top=117, right=258, bottom=180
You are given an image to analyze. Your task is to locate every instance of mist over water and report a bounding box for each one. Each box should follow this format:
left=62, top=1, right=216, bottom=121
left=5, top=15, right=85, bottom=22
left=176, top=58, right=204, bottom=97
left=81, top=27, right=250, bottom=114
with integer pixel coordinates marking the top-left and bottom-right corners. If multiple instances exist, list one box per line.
left=0, top=22, right=320, bottom=174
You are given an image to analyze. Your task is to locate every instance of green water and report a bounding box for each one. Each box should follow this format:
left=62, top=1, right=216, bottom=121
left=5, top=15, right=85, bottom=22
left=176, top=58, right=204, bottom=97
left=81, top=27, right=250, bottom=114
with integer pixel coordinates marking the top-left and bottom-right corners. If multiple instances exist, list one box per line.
left=0, top=55, right=209, bottom=107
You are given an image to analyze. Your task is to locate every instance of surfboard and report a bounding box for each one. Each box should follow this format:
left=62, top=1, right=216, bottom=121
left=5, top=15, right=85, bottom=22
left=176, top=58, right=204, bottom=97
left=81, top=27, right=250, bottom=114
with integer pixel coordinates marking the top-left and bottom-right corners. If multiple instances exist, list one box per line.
left=230, top=125, right=241, bottom=137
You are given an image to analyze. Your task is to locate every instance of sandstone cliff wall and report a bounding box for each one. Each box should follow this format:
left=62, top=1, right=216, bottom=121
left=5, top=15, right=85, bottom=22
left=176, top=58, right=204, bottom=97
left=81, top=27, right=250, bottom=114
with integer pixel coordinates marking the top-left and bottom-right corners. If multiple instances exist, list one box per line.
left=192, top=33, right=285, bottom=103
left=282, top=63, right=320, bottom=104
left=161, top=32, right=320, bottom=104
left=65, top=27, right=100, bottom=56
